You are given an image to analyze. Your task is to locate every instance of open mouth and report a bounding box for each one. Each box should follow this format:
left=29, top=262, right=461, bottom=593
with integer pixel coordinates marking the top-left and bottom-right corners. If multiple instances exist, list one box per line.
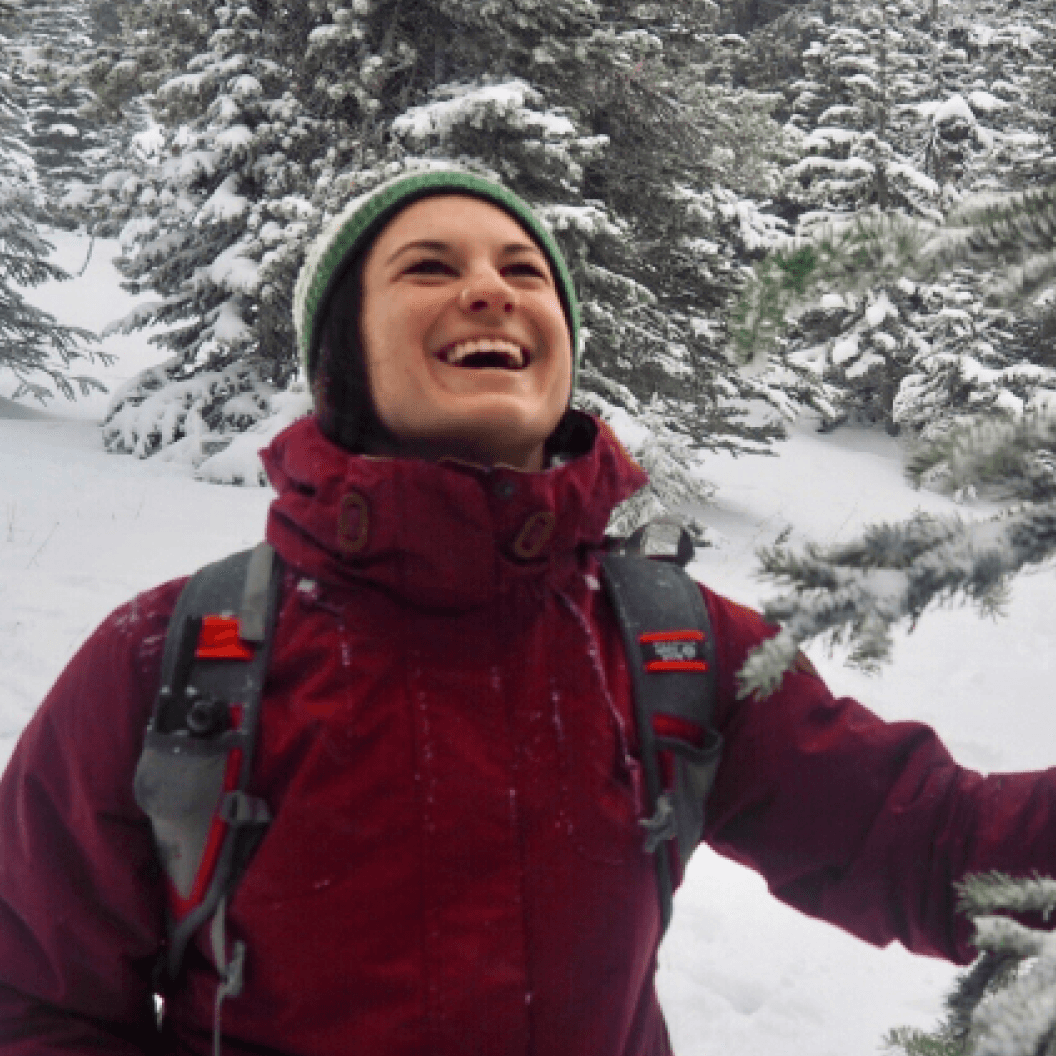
left=436, top=338, right=531, bottom=371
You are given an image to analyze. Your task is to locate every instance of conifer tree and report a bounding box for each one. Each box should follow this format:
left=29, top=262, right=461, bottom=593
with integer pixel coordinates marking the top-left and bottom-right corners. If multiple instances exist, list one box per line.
left=4, top=1, right=102, bottom=197
left=758, top=0, right=1052, bottom=434
left=0, top=1, right=102, bottom=403
left=733, top=182, right=1056, bottom=696
left=73, top=0, right=799, bottom=518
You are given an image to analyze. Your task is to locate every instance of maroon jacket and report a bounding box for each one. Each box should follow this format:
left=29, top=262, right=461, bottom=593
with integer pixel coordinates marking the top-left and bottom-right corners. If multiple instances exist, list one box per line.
left=2, top=413, right=1055, bottom=1056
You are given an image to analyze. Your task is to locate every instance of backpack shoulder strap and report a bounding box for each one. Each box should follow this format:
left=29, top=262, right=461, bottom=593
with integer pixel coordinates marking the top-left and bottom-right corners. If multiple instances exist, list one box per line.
left=599, top=527, right=722, bottom=935
left=134, top=542, right=283, bottom=985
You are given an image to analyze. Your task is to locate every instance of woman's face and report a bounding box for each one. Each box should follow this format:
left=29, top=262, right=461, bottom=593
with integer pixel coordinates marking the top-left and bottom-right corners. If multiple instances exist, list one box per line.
left=357, top=194, right=573, bottom=471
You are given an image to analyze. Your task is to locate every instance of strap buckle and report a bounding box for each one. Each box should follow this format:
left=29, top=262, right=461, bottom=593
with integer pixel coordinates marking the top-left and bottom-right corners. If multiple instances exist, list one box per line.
left=623, top=517, right=696, bottom=568
left=220, top=791, right=272, bottom=827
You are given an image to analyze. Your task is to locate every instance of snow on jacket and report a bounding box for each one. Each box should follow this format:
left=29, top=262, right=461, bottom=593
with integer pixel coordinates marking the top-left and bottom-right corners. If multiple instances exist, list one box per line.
left=2, top=412, right=1056, bottom=1056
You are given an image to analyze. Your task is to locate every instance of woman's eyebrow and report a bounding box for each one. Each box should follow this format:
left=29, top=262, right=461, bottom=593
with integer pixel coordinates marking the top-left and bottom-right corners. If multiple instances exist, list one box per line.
left=386, top=239, right=543, bottom=266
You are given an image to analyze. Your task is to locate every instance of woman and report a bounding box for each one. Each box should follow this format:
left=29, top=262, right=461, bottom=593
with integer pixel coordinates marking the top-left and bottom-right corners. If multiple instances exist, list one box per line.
left=1, top=169, right=1055, bottom=1056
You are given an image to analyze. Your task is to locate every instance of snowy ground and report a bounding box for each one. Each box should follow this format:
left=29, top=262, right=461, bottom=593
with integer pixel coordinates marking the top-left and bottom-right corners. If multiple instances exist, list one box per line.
left=5, top=230, right=1056, bottom=1053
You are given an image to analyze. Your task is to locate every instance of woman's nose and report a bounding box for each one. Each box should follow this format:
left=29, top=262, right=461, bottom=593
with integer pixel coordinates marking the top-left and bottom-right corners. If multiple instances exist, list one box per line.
left=458, top=273, right=518, bottom=315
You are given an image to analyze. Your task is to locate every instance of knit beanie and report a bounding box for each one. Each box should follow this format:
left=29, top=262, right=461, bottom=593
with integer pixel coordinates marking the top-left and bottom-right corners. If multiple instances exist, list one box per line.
left=293, top=169, right=582, bottom=406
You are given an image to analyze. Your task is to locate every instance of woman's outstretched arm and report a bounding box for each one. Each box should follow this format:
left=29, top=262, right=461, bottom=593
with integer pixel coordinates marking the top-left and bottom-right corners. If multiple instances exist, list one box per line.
left=701, top=586, right=1056, bottom=965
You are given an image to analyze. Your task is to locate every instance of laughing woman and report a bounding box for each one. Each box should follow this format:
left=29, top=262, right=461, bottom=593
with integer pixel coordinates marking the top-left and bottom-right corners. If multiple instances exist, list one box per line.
left=3, top=170, right=1056, bottom=1056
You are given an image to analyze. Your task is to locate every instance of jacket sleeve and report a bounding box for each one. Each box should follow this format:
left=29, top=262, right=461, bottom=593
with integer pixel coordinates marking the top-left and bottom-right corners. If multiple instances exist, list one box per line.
left=699, top=586, right=1056, bottom=966
left=0, top=582, right=183, bottom=1053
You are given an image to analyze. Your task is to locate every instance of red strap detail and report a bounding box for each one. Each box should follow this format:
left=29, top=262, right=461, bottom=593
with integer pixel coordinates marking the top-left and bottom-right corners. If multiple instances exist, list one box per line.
left=168, top=747, right=244, bottom=920
left=645, top=660, right=708, bottom=673
left=639, top=630, right=704, bottom=643
left=652, top=714, right=706, bottom=747
left=195, top=616, right=254, bottom=660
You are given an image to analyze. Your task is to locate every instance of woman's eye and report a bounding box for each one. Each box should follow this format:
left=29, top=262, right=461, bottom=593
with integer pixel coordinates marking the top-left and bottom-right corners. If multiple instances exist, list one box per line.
left=504, top=262, right=546, bottom=278
left=406, top=259, right=454, bottom=275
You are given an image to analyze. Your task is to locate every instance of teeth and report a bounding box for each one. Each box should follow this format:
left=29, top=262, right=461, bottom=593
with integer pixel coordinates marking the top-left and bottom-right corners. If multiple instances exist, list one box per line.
left=441, top=339, right=526, bottom=368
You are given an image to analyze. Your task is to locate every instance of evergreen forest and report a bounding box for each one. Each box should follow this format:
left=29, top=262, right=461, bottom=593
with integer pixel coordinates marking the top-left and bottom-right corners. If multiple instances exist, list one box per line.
left=3, top=0, right=1056, bottom=1047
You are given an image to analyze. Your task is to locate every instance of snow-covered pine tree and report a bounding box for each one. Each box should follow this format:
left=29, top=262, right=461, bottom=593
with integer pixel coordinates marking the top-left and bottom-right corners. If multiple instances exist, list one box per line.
left=767, top=0, right=946, bottom=433
left=876, top=0, right=1051, bottom=428
left=74, top=0, right=803, bottom=518
left=1, top=0, right=120, bottom=215
left=381, top=0, right=811, bottom=527
left=885, top=872, right=1056, bottom=1056
left=735, top=175, right=1056, bottom=435
left=82, top=1, right=368, bottom=466
left=0, top=1, right=103, bottom=403
left=892, top=269, right=1056, bottom=441
left=783, top=0, right=940, bottom=223
left=898, top=9, right=1056, bottom=438
left=756, top=0, right=1052, bottom=436
left=1023, top=0, right=1056, bottom=188
left=732, top=180, right=1056, bottom=696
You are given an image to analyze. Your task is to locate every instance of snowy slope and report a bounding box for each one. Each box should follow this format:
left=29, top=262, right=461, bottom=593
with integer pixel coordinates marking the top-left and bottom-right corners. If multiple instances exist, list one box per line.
left=5, top=231, right=1055, bottom=1053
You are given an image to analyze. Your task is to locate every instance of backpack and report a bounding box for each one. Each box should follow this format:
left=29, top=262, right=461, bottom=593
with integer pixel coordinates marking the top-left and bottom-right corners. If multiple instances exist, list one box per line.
left=134, top=522, right=722, bottom=1016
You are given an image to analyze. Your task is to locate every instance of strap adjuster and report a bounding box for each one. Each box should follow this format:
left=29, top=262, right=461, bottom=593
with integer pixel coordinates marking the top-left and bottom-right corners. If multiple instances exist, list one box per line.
left=640, top=793, right=678, bottom=853
left=220, top=791, right=272, bottom=827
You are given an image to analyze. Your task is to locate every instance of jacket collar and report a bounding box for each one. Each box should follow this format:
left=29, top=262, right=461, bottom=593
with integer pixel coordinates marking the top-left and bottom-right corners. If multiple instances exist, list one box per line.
left=261, top=411, right=648, bottom=610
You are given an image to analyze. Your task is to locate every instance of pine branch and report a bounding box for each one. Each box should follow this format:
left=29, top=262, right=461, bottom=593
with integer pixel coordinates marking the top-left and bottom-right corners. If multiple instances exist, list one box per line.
left=908, top=414, right=1056, bottom=501
left=886, top=874, right=1056, bottom=1056
left=731, top=210, right=937, bottom=369
left=737, top=501, right=1056, bottom=698
left=969, top=948, right=1056, bottom=1056
left=958, top=872, right=1056, bottom=922
left=734, top=186, right=1056, bottom=369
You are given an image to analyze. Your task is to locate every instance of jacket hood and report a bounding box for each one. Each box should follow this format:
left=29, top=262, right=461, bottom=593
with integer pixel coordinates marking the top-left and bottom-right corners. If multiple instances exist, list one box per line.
left=260, top=410, right=648, bottom=611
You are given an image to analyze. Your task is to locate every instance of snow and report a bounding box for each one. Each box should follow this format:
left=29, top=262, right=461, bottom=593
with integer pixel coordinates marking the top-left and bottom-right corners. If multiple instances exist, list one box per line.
left=865, top=291, right=898, bottom=327
left=932, top=94, right=977, bottom=126
left=538, top=203, right=621, bottom=240
left=7, top=231, right=1056, bottom=1053
left=197, top=174, right=249, bottom=222
left=831, top=332, right=859, bottom=365
left=207, top=242, right=259, bottom=293
left=801, top=126, right=859, bottom=150
left=229, top=75, right=262, bottom=100
left=845, top=73, right=879, bottom=92
left=165, top=148, right=217, bottom=184
left=605, top=406, right=653, bottom=455
left=212, top=298, right=250, bottom=344
left=787, top=155, right=874, bottom=178
left=393, top=80, right=576, bottom=142
left=968, top=90, right=1008, bottom=113
left=971, top=22, right=996, bottom=48
left=308, top=23, right=350, bottom=49
left=214, top=124, right=255, bottom=153
left=888, top=161, right=939, bottom=197
left=845, top=350, right=885, bottom=376
left=197, top=387, right=313, bottom=486
left=158, top=71, right=207, bottom=97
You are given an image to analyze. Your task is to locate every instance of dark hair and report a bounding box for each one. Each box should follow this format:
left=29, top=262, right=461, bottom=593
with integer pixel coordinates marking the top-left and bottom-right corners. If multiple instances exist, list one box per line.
left=313, top=253, right=398, bottom=453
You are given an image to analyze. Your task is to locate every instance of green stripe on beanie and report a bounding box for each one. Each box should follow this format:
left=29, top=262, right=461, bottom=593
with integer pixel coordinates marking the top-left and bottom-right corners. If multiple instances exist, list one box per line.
left=293, top=169, right=581, bottom=395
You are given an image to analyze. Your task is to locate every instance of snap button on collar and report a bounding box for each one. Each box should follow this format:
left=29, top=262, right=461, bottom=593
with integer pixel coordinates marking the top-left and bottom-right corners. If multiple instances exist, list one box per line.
left=511, top=511, right=556, bottom=560
left=337, top=491, right=369, bottom=554
left=493, top=479, right=516, bottom=500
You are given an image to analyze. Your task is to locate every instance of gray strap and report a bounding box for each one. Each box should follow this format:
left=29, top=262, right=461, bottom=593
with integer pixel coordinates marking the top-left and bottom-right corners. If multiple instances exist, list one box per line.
left=239, top=542, right=276, bottom=643
left=210, top=896, right=246, bottom=1056
left=599, top=551, right=719, bottom=934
